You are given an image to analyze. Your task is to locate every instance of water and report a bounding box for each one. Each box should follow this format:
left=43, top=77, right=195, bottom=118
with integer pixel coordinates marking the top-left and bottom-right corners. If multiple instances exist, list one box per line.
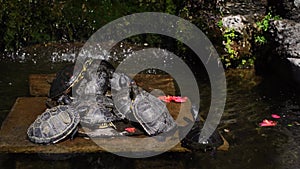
left=0, top=46, right=299, bottom=168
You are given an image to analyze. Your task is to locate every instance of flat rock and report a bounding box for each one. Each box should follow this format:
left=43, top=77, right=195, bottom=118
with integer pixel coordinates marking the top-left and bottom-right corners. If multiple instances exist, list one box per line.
left=0, top=97, right=192, bottom=153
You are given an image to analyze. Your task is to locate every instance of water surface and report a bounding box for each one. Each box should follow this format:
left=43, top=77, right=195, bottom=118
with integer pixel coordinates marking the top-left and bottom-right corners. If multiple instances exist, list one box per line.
left=0, top=48, right=299, bottom=169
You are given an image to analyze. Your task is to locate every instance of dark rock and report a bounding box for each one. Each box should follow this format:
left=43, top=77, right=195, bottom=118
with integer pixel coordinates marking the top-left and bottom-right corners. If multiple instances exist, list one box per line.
left=257, top=19, right=300, bottom=87
left=220, top=0, right=267, bottom=15
left=268, top=0, right=300, bottom=22
left=269, top=19, right=300, bottom=58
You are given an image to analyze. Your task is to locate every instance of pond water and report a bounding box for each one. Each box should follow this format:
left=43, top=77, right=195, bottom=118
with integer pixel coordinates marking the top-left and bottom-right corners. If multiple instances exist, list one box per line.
left=0, top=46, right=299, bottom=169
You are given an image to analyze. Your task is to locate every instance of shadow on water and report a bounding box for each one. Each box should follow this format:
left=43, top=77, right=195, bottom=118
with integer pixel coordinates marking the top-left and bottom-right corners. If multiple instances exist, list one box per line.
left=0, top=50, right=299, bottom=168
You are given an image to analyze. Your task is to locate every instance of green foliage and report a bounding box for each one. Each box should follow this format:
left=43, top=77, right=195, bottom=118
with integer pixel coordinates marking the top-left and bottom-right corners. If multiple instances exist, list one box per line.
left=254, top=35, right=266, bottom=45
left=223, top=29, right=237, bottom=58
left=254, top=12, right=281, bottom=45
left=217, top=20, right=223, bottom=28
left=218, top=11, right=282, bottom=68
left=220, top=28, right=240, bottom=67
left=256, top=12, right=272, bottom=32
left=0, top=0, right=182, bottom=51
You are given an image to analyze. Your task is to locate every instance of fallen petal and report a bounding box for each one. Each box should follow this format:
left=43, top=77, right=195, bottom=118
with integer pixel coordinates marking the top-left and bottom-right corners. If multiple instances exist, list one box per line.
left=259, top=119, right=277, bottom=127
left=271, top=114, right=281, bottom=119
left=125, top=127, right=136, bottom=133
left=172, top=96, right=188, bottom=103
left=158, top=96, right=171, bottom=102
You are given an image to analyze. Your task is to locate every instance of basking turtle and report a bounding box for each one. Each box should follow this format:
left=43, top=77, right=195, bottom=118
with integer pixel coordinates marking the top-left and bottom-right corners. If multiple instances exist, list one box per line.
left=28, top=98, right=124, bottom=144
left=47, top=59, right=114, bottom=107
left=110, top=72, right=177, bottom=136
left=131, top=89, right=176, bottom=136
left=72, top=97, right=129, bottom=138
left=47, top=59, right=93, bottom=107
left=110, top=73, right=134, bottom=119
left=72, top=60, right=115, bottom=101
left=73, top=99, right=118, bottom=129
left=47, top=64, right=74, bottom=107
left=27, top=105, right=80, bottom=144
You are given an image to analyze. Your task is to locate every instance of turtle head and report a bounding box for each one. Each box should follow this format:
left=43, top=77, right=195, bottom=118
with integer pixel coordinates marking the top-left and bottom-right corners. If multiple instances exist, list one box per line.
left=129, top=80, right=139, bottom=100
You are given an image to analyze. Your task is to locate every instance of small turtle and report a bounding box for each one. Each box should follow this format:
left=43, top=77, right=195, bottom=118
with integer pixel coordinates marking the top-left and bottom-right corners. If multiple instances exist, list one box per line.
left=110, top=72, right=177, bottom=136
left=47, top=64, right=74, bottom=106
left=73, top=97, right=129, bottom=138
left=181, top=122, right=224, bottom=152
left=47, top=59, right=93, bottom=107
left=47, top=59, right=114, bottom=107
left=180, top=106, right=224, bottom=152
left=110, top=73, right=134, bottom=119
left=73, top=60, right=115, bottom=99
left=73, top=99, right=118, bottom=129
left=131, top=89, right=177, bottom=136
left=27, top=105, right=80, bottom=144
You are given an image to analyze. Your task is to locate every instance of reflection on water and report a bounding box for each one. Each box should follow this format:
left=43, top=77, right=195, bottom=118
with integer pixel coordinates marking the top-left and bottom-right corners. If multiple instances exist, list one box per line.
left=0, top=54, right=299, bottom=168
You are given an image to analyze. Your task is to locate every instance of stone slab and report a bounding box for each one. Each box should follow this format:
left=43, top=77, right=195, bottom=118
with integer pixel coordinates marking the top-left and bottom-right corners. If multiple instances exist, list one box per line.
left=0, top=97, right=192, bottom=154
left=1, top=73, right=228, bottom=154
left=29, top=74, right=56, bottom=97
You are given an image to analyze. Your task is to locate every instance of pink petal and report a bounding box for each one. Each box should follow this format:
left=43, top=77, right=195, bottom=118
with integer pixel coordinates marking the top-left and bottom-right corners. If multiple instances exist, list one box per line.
left=259, top=119, right=277, bottom=127
left=125, top=127, right=136, bottom=133
left=271, top=114, right=281, bottom=119
left=172, top=96, right=188, bottom=103
left=158, top=96, right=171, bottom=102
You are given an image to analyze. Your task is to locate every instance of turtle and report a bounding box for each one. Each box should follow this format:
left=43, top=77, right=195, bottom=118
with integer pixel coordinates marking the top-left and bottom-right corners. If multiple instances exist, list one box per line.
left=73, top=99, right=118, bottom=129
left=47, top=59, right=115, bottom=107
left=131, top=88, right=177, bottom=136
left=72, top=60, right=115, bottom=99
left=47, top=64, right=74, bottom=107
left=72, top=97, right=130, bottom=138
left=110, top=73, right=134, bottom=120
left=110, top=72, right=177, bottom=136
left=27, top=105, right=80, bottom=144
left=28, top=98, right=123, bottom=144
left=180, top=106, right=224, bottom=152
left=180, top=122, right=224, bottom=152
left=47, top=59, right=93, bottom=107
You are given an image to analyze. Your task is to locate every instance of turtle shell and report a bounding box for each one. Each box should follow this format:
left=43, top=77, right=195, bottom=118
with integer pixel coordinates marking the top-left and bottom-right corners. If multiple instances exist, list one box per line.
left=72, top=60, right=114, bottom=98
left=95, top=70, right=109, bottom=95
left=27, top=105, right=80, bottom=144
left=49, top=59, right=93, bottom=100
left=110, top=73, right=133, bottom=119
left=132, top=90, right=176, bottom=136
left=181, top=121, right=224, bottom=152
left=110, top=73, right=133, bottom=92
left=49, top=64, right=74, bottom=99
left=74, top=100, right=118, bottom=128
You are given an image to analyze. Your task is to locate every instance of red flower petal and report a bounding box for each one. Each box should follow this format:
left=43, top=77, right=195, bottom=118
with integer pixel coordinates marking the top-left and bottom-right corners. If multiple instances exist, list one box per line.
left=125, top=127, right=136, bottom=133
